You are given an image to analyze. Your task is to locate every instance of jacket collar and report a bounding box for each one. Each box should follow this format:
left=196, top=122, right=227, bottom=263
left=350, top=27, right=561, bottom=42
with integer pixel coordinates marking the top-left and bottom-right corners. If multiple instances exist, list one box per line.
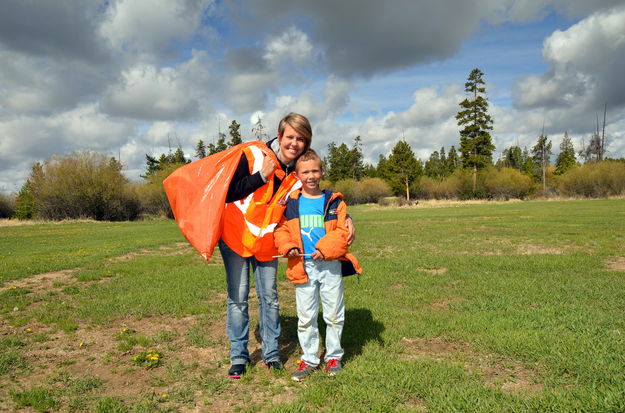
left=289, top=189, right=343, bottom=203
left=266, top=137, right=293, bottom=173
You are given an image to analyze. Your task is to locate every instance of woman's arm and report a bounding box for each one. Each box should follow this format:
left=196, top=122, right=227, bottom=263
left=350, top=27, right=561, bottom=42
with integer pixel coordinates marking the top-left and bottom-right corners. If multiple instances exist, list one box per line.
left=225, top=154, right=266, bottom=203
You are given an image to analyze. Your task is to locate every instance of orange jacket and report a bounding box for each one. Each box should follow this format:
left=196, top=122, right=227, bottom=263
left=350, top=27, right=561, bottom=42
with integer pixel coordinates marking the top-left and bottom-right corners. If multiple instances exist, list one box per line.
left=222, top=144, right=301, bottom=261
left=274, top=190, right=362, bottom=284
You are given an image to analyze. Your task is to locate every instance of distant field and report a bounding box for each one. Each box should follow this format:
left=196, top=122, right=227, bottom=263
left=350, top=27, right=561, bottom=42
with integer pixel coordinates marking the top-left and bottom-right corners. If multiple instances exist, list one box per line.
left=1, top=199, right=624, bottom=412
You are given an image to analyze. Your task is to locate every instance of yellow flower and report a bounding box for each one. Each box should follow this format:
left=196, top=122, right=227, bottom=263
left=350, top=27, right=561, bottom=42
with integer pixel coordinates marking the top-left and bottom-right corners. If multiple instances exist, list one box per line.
left=26, top=328, right=31, bottom=332
left=79, top=342, right=85, bottom=347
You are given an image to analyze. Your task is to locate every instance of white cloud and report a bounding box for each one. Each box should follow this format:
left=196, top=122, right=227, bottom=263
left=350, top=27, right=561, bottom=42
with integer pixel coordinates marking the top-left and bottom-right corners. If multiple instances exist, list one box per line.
left=514, top=6, right=625, bottom=114
left=102, top=64, right=199, bottom=120
left=0, top=104, right=135, bottom=191
left=387, top=85, right=462, bottom=128
left=264, top=26, right=313, bottom=68
left=99, top=0, right=214, bottom=62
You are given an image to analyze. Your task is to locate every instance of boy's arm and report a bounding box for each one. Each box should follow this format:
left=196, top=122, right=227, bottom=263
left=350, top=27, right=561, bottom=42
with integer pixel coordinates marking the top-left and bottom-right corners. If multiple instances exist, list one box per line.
left=315, top=200, right=349, bottom=260
left=274, top=216, right=300, bottom=256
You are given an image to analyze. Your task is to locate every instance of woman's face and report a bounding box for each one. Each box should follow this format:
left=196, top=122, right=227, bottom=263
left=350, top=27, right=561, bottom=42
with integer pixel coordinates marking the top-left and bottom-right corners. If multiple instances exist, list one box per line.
left=278, top=124, right=307, bottom=163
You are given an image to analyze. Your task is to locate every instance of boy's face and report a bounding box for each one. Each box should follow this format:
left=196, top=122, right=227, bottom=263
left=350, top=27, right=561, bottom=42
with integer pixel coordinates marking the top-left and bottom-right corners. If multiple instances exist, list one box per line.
left=295, top=158, right=323, bottom=192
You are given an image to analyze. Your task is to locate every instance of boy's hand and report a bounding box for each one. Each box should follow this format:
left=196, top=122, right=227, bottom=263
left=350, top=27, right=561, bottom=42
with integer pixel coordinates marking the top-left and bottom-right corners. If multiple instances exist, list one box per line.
left=286, top=248, right=300, bottom=257
left=345, top=217, right=355, bottom=245
left=311, top=250, right=325, bottom=260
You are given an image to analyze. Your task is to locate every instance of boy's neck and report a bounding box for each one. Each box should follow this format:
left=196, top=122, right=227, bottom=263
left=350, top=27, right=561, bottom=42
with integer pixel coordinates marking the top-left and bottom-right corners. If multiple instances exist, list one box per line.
left=301, top=187, right=323, bottom=198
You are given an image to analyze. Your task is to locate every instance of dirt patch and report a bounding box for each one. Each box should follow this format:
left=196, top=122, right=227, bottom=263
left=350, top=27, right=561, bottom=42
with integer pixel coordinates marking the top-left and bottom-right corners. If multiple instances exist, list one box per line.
left=606, top=257, right=625, bottom=271
left=400, top=337, right=543, bottom=394
left=361, top=245, right=398, bottom=258
left=1, top=308, right=301, bottom=413
left=401, top=397, right=428, bottom=412
left=429, top=296, right=466, bottom=311
left=516, top=244, right=571, bottom=255
left=0, top=218, right=99, bottom=226
left=416, top=267, right=447, bottom=275
left=459, top=243, right=585, bottom=256
left=0, top=268, right=80, bottom=293
left=371, top=199, right=523, bottom=210
left=112, top=242, right=196, bottom=262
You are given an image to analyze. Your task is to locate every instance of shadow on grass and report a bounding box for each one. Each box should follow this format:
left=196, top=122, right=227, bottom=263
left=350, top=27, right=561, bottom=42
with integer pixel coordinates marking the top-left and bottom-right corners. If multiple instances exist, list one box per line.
left=341, top=308, right=385, bottom=362
left=250, top=309, right=384, bottom=365
left=250, top=315, right=300, bottom=365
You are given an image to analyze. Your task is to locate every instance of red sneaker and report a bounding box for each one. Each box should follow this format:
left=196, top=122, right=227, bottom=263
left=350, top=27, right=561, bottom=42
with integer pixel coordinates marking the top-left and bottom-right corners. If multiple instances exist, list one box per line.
left=325, top=359, right=342, bottom=376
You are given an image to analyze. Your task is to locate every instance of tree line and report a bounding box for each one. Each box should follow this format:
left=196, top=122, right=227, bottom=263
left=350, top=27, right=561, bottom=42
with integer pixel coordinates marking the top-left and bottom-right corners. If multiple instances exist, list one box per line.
left=2, top=69, right=624, bottom=220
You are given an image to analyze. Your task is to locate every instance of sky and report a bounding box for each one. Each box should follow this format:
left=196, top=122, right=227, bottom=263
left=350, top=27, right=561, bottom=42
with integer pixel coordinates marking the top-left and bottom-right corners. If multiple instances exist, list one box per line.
left=1, top=0, right=625, bottom=193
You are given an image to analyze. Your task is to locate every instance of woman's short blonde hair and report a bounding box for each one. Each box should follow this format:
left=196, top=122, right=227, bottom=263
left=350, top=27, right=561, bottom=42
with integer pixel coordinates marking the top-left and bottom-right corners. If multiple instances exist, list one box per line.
left=277, top=113, right=312, bottom=153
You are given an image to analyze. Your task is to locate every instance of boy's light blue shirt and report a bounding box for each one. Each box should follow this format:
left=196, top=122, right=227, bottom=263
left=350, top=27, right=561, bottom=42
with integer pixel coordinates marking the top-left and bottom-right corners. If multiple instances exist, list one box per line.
left=298, top=194, right=325, bottom=258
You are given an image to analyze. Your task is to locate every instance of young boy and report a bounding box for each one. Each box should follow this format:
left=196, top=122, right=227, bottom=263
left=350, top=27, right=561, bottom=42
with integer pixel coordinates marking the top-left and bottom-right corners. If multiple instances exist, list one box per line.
left=274, top=149, right=362, bottom=381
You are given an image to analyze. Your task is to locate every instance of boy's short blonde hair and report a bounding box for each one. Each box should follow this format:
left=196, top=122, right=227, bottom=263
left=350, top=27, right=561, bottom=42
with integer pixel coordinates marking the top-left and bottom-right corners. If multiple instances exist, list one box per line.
left=295, top=149, right=322, bottom=171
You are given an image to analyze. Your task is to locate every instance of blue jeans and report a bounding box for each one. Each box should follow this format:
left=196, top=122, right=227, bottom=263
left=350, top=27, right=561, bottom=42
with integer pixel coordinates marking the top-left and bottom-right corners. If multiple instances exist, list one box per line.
left=296, top=260, right=345, bottom=367
left=218, top=240, right=281, bottom=365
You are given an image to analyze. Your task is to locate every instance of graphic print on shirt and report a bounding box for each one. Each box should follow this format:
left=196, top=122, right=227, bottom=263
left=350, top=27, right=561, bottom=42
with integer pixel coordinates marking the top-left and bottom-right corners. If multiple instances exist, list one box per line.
left=298, top=195, right=326, bottom=258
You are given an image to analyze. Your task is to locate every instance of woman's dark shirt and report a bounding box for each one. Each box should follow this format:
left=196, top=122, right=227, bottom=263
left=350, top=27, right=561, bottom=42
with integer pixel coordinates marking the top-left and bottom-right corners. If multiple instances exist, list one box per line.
left=225, top=139, right=293, bottom=203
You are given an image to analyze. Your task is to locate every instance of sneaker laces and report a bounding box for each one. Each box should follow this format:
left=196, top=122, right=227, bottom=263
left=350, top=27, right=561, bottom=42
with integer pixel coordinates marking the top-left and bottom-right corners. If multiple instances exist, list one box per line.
left=296, top=360, right=308, bottom=371
left=326, top=359, right=339, bottom=370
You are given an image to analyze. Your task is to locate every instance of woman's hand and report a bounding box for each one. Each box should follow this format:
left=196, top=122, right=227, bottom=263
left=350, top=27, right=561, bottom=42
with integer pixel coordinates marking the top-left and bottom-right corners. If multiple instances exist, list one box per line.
left=260, top=155, right=277, bottom=179
left=311, top=250, right=325, bottom=260
left=345, top=217, right=356, bottom=245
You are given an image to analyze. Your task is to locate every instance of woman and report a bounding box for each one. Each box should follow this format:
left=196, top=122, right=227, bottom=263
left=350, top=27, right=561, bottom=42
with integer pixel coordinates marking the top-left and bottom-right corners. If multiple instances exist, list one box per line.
left=219, top=113, right=354, bottom=378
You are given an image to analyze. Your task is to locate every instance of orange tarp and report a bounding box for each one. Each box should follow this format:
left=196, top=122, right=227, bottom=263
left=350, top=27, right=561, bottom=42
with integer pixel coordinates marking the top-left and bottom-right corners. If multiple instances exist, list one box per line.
left=163, top=141, right=265, bottom=261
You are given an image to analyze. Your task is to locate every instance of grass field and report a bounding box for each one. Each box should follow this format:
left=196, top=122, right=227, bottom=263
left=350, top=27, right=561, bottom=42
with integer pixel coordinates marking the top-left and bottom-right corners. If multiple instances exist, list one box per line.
left=1, top=199, right=624, bottom=412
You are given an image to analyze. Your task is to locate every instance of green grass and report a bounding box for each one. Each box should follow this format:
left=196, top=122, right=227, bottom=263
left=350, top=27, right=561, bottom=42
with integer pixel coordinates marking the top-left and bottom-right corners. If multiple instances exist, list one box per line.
left=1, top=199, right=624, bottom=412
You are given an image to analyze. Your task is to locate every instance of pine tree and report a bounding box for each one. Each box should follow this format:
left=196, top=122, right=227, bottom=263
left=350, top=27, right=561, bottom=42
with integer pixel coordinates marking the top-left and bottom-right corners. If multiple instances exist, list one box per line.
left=456, top=68, right=495, bottom=193
left=531, top=134, right=552, bottom=192
left=424, top=150, right=442, bottom=179
left=208, top=132, right=228, bottom=155
left=446, top=145, right=461, bottom=175
left=498, top=146, right=523, bottom=169
left=555, top=131, right=577, bottom=175
left=521, top=147, right=534, bottom=176
left=228, top=120, right=243, bottom=147
left=351, top=136, right=364, bottom=180
left=142, top=146, right=189, bottom=178
left=439, top=147, right=448, bottom=176
left=195, top=139, right=207, bottom=159
left=171, top=147, right=187, bottom=164
left=386, top=140, right=422, bottom=200
left=252, top=116, right=268, bottom=141
left=376, top=154, right=389, bottom=180
left=325, top=142, right=353, bottom=182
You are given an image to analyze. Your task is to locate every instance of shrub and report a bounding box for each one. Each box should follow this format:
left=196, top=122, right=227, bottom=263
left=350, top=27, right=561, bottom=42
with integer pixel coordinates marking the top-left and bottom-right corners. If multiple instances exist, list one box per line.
left=353, top=178, right=392, bottom=204
left=415, top=175, right=463, bottom=199
left=134, top=163, right=184, bottom=219
left=378, top=196, right=411, bottom=207
left=27, top=152, right=139, bottom=221
left=557, top=160, right=625, bottom=197
left=482, top=167, right=533, bottom=200
left=322, top=178, right=391, bottom=204
left=0, top=192, right=15, bottom=218
left=331, top=179, right=358, bottom=204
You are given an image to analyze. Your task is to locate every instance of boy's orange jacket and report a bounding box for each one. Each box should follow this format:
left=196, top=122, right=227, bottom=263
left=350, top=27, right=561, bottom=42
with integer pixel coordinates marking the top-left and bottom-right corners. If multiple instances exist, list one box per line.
left=163, top=141, right=275, bottom=261
left=274, top=190, right=362, bottom=284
